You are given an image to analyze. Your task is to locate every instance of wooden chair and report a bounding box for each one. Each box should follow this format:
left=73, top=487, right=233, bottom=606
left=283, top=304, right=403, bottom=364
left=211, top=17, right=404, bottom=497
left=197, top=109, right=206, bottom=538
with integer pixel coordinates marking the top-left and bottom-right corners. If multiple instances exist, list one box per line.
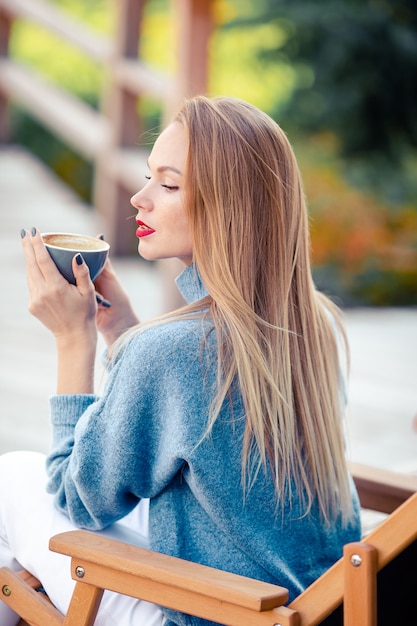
left=2, top=462, right=417, bottom=626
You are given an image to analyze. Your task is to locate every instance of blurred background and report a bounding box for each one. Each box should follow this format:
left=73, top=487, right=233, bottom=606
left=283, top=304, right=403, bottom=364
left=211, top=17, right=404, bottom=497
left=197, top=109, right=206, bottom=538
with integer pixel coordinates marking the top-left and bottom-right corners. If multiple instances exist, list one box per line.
left=2, top=0, right=417, bottom=306
left=0, top=0, right=416, bottom=465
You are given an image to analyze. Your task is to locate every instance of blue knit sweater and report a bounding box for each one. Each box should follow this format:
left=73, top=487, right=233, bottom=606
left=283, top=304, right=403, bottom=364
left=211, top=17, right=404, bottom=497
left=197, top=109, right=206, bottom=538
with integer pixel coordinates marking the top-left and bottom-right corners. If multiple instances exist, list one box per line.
left=46, top=263, right=361, bottom=625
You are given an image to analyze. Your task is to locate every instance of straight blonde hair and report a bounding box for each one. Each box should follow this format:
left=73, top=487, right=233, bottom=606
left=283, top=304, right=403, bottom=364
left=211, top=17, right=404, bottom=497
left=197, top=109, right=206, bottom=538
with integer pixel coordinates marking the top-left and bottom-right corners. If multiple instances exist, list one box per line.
left=118, top=96, right=354, bottom=525
left=174, top=96, right=353, bottom=524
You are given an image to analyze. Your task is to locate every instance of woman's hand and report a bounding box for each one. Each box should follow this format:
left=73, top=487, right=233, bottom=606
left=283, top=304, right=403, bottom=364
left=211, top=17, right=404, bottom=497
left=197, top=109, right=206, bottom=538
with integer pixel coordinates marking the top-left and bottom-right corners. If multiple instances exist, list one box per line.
left=21, top=228, right=98, bottom=393
left=21, top=228, right=97, bottom=341
left=94, top=257, right=140, bottom=348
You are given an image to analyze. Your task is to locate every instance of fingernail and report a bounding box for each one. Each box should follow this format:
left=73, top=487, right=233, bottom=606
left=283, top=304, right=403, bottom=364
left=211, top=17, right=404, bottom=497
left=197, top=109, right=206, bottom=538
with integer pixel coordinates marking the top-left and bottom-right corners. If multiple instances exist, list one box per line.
left=98, top=234, right=105, bottom=241
left=31, top=227, right=37, bottom=237
left=20, top=228, right=26, bottom=239
left=75, top=253, right=84, bottom=265
left=96, top=294, right=111, bottom=307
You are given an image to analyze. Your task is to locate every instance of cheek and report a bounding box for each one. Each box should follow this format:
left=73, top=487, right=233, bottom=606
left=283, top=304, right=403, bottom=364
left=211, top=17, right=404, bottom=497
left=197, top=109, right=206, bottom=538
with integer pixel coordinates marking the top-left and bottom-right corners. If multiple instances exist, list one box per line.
left=171, top=211, right=192, bottom=253
left=178, top=214, right=192, bottom=244
left=172, top=198, right=190, bottom=232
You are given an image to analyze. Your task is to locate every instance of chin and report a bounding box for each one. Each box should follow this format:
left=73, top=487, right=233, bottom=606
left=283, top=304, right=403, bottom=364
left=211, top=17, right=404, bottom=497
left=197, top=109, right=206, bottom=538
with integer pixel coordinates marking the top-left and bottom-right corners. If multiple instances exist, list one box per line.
left=137, top=243, right=156, bottom=261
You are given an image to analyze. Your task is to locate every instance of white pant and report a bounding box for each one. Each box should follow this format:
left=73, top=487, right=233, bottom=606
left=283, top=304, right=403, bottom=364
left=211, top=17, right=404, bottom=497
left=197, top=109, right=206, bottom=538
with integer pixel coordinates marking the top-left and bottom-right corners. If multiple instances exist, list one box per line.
left=0, top=451, right=165, bottom=626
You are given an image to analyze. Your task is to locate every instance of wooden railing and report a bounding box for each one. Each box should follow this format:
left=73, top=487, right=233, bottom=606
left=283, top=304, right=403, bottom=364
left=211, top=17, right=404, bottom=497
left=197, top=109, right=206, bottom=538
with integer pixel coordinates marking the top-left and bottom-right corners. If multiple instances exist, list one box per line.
left=0, top=0, right=213, bottom=255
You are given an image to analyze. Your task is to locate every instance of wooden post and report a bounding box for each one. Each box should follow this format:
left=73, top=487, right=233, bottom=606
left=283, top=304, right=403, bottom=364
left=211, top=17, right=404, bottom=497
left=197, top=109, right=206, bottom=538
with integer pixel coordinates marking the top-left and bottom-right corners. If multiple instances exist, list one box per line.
left=167, top=0, right=213, bottom=119
left=93, top=0, right=147, bottom=256
left=344, top=542, right=377, bottom=626
left=64, top=580, right=104, bottom=626
left=108, top=0, right=146, bottom=145
left=0, top=7, right=12, bottom=143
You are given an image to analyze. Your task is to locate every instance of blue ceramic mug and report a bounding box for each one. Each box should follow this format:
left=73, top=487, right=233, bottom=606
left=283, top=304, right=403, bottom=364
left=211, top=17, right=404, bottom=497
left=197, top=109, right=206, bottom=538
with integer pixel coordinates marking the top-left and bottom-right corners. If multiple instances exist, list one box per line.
left=42, top=232, right=110, bottom=284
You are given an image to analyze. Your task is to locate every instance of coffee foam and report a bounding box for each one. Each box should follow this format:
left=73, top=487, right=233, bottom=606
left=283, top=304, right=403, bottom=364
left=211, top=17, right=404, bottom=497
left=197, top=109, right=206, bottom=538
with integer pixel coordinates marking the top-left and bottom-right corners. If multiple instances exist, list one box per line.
left=42, top=234, right=107, bottom=251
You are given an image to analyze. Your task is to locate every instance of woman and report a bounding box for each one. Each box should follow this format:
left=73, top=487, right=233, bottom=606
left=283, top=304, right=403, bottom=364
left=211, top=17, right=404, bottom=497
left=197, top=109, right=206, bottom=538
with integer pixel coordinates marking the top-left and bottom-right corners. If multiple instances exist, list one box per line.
left=0, top=96, right=361, bottom=626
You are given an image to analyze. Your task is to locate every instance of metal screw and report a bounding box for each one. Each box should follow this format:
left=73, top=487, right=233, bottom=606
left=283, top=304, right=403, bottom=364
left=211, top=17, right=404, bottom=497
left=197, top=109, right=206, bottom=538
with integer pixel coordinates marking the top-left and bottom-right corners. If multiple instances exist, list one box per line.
left=75, top=565, right=85, bottom=578
left=350, top=554, right=362, bottom=567
left=2, top=585, right=11, bottom=597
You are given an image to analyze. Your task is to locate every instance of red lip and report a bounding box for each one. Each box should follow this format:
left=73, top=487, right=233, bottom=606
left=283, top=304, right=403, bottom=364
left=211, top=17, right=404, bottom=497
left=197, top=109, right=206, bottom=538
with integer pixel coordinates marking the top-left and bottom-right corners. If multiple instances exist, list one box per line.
left=136, top=219, right=155, bottom=239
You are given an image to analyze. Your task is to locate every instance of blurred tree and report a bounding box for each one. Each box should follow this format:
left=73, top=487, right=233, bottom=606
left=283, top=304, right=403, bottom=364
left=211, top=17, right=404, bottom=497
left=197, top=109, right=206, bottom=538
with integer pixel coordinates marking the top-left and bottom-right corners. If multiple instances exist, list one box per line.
left=225, top=0, right=417, bottom=197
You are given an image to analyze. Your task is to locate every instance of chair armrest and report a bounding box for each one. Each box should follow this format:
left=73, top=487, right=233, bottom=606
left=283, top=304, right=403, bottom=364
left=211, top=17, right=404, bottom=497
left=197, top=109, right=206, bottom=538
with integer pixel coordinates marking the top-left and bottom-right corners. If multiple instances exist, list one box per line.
left=49, top=530, right=289, bottom=614
left=349, top=461, right=417, bottom=513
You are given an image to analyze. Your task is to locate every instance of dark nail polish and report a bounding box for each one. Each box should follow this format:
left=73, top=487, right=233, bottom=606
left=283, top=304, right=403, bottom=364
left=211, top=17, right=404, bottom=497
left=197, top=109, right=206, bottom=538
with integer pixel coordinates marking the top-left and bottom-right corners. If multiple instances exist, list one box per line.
left=20, top=229, right=26, bottom=239
left=31, top=227, right=37, bottom=237
left=75, top=253, right=83, bottom=265
left=96, top=294, right=111, bottom=307
left=98, top=234, right=105, bottom=241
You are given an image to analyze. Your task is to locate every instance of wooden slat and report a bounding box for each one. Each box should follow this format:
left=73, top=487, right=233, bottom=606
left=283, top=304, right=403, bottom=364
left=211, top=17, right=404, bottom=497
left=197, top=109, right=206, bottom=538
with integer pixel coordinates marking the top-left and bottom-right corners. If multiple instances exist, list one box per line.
left=16, top=570, right=42, bottom=591
left=0, top=567, right=64, bottom=626
left=113, top=57, right=170, bottom=99
left=102, top=147, right=149, bottom=192
left=0, top=59, right=110, bottom=160
left=50, top=530, right=288, bottom=613
left=64, top=558, right=297, bottom=626
left=350, top=462, right=417, bottom=513
left=0, top=0, right=111, bottom=62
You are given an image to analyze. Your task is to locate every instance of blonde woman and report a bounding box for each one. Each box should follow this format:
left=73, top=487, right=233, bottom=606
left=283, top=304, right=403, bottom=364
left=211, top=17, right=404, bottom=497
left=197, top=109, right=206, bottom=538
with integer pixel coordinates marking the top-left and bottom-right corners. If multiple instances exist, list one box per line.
left=1, top=96, right=360, bottom=626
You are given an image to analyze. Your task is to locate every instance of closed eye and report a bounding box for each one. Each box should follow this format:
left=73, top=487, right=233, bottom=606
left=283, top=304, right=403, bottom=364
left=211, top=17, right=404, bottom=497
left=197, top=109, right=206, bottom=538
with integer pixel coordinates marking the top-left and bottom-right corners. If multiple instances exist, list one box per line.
left=144, top=176, right=178, bottom=192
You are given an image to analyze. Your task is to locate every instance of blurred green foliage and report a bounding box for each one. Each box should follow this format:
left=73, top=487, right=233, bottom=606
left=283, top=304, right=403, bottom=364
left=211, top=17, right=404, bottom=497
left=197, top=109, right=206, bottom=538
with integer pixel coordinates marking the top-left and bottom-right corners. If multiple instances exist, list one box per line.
left=216, top=0, right=417, bottom=305
left=223, top=0, right=417, bottom=204
left=6, top=0, right=417, bottom=304
left=294, top=134, right=417, bottom=305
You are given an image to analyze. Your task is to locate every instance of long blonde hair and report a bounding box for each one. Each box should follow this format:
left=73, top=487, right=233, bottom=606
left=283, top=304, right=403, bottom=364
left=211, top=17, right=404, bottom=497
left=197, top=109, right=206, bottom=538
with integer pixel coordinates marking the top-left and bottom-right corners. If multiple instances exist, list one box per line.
left=173, top=96, right=353, bottom=524
left=119, top=96, right=354, bottom=524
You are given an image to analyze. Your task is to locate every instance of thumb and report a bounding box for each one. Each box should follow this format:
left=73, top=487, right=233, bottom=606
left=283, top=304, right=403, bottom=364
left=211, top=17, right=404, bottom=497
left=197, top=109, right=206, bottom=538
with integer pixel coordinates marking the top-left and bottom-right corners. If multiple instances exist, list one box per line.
left=72, top=253, right=92, bottom=288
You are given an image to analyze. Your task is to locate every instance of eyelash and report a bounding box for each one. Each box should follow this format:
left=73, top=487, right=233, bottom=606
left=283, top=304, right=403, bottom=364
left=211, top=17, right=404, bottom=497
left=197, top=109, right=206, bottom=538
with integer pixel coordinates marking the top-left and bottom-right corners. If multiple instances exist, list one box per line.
left=145, top=176, right=178, bottom=192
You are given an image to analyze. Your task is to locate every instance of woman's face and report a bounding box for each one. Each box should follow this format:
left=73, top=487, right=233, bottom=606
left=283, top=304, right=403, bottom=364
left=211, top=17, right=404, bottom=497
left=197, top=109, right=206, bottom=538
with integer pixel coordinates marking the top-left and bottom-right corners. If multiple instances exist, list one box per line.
left=131, top=122, right=193, bottom=265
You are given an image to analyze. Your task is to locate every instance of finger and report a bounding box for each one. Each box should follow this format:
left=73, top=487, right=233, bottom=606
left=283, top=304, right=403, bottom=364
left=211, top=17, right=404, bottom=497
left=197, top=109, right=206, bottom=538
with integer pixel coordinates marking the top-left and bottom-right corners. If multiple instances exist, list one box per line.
left=72, top=253, right=94, bottom=293
left=20, top=227, right=46, bottom=287
left=96, top=293, right=112, bottom=308
left=30, top=227, right=66, bottom=283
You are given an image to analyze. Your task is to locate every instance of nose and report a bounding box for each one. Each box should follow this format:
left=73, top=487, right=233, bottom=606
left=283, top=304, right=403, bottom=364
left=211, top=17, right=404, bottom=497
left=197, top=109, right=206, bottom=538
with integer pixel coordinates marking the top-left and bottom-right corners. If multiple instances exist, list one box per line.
left=130, top=191, right=142, bottom=210
left=130, top=188, right=151, bottom=211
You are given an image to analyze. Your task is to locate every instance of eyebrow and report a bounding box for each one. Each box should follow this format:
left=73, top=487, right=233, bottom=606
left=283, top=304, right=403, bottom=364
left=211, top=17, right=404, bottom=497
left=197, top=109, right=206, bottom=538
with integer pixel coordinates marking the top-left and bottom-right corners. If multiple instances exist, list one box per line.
left=147, top=161, right=183, bottom=176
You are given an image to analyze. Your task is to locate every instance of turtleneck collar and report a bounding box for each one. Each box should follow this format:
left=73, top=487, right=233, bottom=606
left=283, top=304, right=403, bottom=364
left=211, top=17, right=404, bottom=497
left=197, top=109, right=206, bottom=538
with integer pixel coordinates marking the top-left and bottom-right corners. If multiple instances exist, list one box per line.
left=175, top=263, right=208, bottom=304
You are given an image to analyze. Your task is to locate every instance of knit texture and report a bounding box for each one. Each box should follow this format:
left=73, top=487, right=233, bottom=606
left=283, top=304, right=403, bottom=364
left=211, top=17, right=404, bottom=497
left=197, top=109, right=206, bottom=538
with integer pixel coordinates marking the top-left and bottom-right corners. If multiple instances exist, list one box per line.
left=46, top=263, right=361, bottom=626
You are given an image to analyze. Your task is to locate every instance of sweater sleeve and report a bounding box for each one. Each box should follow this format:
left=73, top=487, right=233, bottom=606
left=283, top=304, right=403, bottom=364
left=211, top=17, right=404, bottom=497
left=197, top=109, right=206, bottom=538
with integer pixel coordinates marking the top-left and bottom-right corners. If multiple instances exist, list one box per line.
left=46, top=319, right=213, bottom=530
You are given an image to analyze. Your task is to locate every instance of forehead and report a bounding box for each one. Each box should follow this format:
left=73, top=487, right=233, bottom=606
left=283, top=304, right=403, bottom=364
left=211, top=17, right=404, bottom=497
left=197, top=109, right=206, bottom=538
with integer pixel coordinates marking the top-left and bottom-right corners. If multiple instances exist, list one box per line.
left=149, top=122, right=188, bottom=171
